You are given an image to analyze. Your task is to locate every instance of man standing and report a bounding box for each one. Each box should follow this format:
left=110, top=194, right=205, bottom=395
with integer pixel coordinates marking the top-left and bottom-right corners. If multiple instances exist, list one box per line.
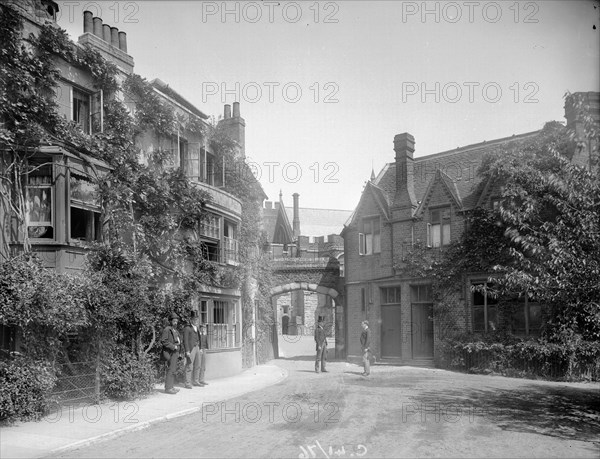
left=314, top=316, right=327, bottom=373
left=161, top=313, right=181, bottom=394
left=360, top=320, right=371, bottom=376
left=198, top=322, right=209, bottom=386
left=183, top=314, right=202, bottom=388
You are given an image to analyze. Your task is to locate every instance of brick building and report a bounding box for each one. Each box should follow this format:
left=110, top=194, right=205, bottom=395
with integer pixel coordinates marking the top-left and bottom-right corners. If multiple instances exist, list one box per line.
left=342, top=93, right=599, bottom=365
left=0, top=0, right=264, bottom=376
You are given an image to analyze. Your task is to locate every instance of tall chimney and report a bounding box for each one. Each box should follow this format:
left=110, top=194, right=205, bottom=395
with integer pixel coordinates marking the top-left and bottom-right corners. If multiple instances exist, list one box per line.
left=292, top=193, right=300, bottom=239
left=218, top=102, right=245, bottom=157
left=110, top=27, right=119, bottom=47
left=93, top=17, right=103, bottom=38
left=392, top=133, right=417, bottom=213
left=103, top=24, right=111, bottom=42
left=83, top=11, right=93, bottom=33
left=118, top=31, right=127, bottom=52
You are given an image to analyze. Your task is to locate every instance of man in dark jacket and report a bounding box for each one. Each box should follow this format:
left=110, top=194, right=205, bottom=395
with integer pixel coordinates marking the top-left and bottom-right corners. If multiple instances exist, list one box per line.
left=314, top=316, right=327, bottom=373
left=161, top=313, right=181, bottom=394
left=183, top=314, right=203, bottom=389
left=360, top=320, right=371, bottom=376
left=198, top=322, right=209, bottom=385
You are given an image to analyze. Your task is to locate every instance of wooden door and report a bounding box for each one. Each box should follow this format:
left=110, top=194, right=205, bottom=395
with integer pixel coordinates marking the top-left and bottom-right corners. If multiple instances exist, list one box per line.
left=411, top=304, right=434, bottom=358
left=381, top=306, right=402, bottom=357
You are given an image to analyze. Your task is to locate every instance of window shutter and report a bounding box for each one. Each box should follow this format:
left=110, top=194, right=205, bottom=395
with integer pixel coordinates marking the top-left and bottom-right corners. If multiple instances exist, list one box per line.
left=359, top=232, right=365, bottom=255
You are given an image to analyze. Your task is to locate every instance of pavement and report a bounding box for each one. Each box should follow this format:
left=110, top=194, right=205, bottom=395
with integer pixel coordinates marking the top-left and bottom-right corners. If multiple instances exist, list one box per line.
left=0, top=364, right=288, bottom=459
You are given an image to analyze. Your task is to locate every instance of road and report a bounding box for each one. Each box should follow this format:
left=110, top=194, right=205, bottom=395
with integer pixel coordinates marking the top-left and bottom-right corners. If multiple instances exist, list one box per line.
left=53, top=336, right=600, bottom=458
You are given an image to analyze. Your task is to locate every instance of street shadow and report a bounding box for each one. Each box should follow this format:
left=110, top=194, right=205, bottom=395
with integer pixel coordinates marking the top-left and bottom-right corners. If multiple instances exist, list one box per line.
left=406, top=384, right=600, bottom=442
left=277, top=355, right=316, bottom=361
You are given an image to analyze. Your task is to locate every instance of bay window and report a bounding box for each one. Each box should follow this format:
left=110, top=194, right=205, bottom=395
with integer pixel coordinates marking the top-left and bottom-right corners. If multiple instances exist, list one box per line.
left=26, top=162, right=53, bottom=239
left=70, top=174, right=101, bottom=242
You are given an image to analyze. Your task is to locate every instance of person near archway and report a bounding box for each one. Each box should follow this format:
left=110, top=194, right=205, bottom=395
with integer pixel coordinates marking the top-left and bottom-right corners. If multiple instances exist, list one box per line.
left=314, top=316, right=328, bottom=373
left=282, top=314, right=289, bottom=335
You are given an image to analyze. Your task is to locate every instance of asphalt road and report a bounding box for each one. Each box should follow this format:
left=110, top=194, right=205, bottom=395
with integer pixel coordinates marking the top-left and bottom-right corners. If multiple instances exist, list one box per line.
left=53, top=338, right=600, bottom=459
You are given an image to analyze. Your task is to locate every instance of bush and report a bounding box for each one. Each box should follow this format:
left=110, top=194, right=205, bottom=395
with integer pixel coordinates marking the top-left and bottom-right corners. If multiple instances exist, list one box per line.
left=100, top=349, right=156, bottom=400
left=438, top=337, right=600, bottom=381
left=0, top=357, right=57, bottom=422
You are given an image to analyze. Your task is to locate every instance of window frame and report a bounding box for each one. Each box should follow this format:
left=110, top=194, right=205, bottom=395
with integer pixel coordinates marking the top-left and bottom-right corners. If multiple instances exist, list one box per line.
left=26, top=161, right=54, bottom=240
left=472, top=281, right=498, bottom=333
left=358, top=216, right=381, bottom=255
left=427, top=207, right=451, bottom=248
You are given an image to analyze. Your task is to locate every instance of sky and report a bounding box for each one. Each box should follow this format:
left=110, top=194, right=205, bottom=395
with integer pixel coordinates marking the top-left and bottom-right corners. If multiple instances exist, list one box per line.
left=57, top=0, right=600, bottom=211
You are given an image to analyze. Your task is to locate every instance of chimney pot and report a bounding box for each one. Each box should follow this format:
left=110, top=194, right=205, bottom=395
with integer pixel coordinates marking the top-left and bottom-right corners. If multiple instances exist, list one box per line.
left=92, top=17, right=103, bottom=38
left=83, top=11, right=93, bottom=33
left=103, top=24, right=111, bottom=42
left=233, top=102, right=240, bottom=118
left=110, top=26, right=119, bottom=47
left=224, top=104, right=231, bottom=119
left=118, top=31, right=127, bottom=52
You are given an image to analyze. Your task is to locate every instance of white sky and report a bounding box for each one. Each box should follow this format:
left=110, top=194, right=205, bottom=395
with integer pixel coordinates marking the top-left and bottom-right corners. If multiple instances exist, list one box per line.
left=57, top=0, right=600, bottom=211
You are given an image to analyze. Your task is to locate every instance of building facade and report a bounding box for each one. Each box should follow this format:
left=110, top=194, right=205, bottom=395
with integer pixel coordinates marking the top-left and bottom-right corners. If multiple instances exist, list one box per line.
left=342, top=94, right=599, bottom=365
left=0, top=0, right=260, bottom=377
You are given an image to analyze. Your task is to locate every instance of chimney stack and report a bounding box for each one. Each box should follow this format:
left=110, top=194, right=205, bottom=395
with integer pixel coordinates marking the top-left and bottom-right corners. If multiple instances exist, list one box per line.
left=292, top=193, right=300, bottom=239
left=392, top=133, right=417, bottom=213
left=92, top=17, right=103, bottom=38
left=218, top=102, right=245, bottom=157
left=83, top=11, right=93, bottom=33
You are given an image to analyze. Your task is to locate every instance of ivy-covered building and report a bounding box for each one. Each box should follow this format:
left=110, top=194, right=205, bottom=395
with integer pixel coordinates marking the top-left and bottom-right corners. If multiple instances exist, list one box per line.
left=0, top=0, right=267, bottom=378
left=342, top=93, right=599, bottom=366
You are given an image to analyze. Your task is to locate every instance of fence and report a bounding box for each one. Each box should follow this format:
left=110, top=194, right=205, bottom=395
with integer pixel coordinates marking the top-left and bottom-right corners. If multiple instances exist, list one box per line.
left=49, top=360, right=100, bottom=409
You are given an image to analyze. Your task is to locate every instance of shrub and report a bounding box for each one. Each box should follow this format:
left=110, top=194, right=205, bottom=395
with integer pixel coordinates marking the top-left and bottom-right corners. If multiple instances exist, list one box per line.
left=0, top=357, right=57, bottom=422
left=100, top=349, right=156, bottom=400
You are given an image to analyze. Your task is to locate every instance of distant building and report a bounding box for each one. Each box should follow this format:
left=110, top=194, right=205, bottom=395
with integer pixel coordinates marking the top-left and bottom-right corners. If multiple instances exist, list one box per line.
left=262, top=193, right=351, bottom=339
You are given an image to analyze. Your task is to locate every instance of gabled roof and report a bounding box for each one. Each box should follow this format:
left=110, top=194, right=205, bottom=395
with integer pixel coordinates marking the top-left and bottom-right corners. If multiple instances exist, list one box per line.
left=371, top=130, right=540, bottom=216
left=415, top=170, right=463, bottom=217
left=345, top=181, right=390, bottom=228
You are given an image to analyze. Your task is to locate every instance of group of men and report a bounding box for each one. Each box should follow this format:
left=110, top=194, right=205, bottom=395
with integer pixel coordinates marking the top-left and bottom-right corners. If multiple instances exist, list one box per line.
left=314, top=317, right=371, bottom=377
left=160, top=313, right=209, bottom=395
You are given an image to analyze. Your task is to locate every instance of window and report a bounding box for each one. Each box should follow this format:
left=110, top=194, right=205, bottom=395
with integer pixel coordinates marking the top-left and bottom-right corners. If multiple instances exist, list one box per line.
left=359, top=217, right=381, bottom=255
left=70, top=174, right=101, bottom=242
left=509, top=295, right=542, bottom=336
left=361, top=287, right=366, bottom=313
left=199, top=300, right=208, bottom=324
left=200, top=148, right=215, bottom=186
left=411, top=285, right=432, bottom=303
left=472, top=282, right=498, bottom=333
left=26, top=162, right=53, bottom=239
left=381, top=286, right=402, bottom=304
left=224, top=220, right=238, bottom=265
left=427, top=208, right=451, bottom=248
left=207, top=300, right=239, bottom=349
left=200, top=213, right=220, bottom=239
left=72, top=87, right=90, bottom=133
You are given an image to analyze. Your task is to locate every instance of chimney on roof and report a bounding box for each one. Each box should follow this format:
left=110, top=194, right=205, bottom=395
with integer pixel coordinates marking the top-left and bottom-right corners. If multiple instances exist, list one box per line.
left=218, top=102, right=245, bottom=157
left=93, top=16, right=103, bottom=38
left=110, top=26, right=119, bottom=47
left=292, top=193, right=300, bottom=240
left=118, top=31, right=127, bottom=52
left=264, top=201, right=272, bottom=210
left=83, top=11, right=93, bottom=33
left=392, top=133, right=417, bottom=213
left=103, top=24, right=111, bottom=42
